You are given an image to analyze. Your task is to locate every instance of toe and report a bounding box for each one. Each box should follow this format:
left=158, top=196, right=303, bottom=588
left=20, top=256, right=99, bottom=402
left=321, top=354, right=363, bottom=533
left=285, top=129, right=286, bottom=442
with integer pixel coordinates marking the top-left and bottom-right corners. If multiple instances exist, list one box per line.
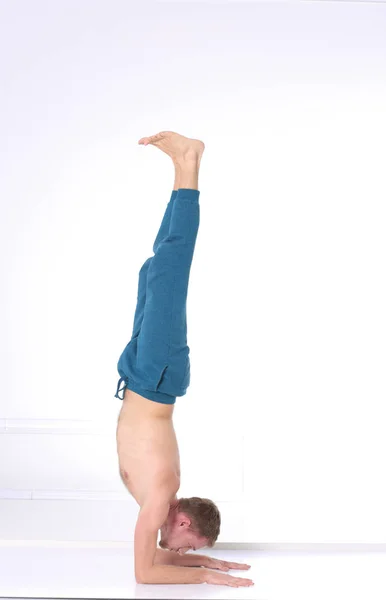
left=150, top=133, right=163, bottom=142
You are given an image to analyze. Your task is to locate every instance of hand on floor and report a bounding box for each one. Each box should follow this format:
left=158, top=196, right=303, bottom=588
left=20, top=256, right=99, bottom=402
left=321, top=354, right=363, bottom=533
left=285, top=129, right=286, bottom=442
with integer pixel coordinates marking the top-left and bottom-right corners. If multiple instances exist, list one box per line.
left=206, top=557, right=251, bottom=571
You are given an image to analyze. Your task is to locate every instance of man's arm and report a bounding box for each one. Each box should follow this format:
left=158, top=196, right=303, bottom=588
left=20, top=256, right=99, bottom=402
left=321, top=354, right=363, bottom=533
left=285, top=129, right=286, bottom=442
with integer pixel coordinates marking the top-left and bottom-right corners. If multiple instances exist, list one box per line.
left=153, top=548, right=177, bottom=566
left=134, top=492, right=208, bottom=584
left=154, top=548, right=209, bottom=568
left=155, top=549, right=251, bottom=572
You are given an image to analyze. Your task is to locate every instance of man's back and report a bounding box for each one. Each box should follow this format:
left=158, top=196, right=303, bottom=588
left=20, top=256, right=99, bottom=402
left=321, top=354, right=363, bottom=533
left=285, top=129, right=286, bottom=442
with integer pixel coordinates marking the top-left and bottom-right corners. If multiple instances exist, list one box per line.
left=116, top=388, right=180, bottom=507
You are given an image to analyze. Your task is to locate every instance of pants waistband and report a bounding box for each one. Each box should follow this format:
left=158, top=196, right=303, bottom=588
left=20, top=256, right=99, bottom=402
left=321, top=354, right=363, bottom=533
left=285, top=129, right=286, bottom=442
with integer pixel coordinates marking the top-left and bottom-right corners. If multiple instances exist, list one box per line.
left=114, top=376, right=177, bottom=405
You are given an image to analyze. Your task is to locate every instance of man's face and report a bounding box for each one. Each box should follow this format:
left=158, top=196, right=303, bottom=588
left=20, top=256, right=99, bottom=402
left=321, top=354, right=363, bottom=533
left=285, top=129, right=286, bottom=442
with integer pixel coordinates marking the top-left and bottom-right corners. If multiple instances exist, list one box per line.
left=159, top=528, right=208, bottom=555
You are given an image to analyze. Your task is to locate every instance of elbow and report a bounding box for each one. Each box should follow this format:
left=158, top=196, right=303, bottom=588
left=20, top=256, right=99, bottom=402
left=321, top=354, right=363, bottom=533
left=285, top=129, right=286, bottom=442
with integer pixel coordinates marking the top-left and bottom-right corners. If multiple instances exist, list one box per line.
left=135, top=569, right=150, bottom=584
left=135, top=571, right=145, bottom=584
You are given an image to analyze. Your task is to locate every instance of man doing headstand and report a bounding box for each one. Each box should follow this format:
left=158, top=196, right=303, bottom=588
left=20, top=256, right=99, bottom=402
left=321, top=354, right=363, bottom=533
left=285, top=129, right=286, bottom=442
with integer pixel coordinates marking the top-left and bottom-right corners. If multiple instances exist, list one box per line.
left=114, top=131, right=254, bottom=588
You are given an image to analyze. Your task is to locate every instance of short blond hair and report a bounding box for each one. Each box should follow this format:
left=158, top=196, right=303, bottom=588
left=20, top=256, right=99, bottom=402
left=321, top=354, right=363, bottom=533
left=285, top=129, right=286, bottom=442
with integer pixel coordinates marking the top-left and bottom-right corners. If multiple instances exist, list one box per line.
left=177, top=496, right=221, bottom=547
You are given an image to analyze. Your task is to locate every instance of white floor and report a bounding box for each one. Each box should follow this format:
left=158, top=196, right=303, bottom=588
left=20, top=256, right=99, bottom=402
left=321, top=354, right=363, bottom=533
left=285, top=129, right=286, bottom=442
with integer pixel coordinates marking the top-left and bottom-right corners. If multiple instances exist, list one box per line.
left=1, top=545, right=386, bottom=600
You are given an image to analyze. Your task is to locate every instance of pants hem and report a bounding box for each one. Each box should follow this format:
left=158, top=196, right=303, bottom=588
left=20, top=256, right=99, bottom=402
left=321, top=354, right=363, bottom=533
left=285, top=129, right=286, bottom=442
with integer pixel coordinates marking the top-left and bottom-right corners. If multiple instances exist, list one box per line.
left=126, top=380, right=177, bottom=405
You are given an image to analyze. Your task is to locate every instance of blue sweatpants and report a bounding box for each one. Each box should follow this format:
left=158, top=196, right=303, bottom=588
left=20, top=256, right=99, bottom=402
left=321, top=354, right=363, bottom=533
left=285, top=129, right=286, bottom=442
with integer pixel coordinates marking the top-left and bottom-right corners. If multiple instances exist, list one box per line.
left=114, top=188, right=200, bottom=404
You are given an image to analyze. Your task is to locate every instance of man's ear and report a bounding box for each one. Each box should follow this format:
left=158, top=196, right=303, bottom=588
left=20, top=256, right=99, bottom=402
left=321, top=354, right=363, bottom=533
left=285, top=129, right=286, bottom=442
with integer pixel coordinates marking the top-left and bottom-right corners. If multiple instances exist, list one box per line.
left=178, top=514, right=192, bottom=528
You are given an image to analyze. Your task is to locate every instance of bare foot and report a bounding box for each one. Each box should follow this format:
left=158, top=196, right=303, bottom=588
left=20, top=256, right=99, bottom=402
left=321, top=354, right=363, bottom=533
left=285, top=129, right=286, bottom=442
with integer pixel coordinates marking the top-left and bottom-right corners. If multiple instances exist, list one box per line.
left=138, top=131, right=205, bottom=165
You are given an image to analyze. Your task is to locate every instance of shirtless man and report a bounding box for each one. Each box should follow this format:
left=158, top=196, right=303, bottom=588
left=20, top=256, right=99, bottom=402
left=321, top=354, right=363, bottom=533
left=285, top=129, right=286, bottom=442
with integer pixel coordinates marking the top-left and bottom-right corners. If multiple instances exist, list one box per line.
left=114, top=131, right=254, bottom=587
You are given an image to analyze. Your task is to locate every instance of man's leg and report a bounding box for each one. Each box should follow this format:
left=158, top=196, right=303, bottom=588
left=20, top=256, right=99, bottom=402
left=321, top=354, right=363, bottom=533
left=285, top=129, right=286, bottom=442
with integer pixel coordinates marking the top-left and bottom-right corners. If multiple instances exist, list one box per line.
left=116, top=158, right=201, bottom=404
left=136, top=186, right=200, bottom=394
left=130, top=191, right=176, bottom=340
left=130, top=164, right=182, bottom=340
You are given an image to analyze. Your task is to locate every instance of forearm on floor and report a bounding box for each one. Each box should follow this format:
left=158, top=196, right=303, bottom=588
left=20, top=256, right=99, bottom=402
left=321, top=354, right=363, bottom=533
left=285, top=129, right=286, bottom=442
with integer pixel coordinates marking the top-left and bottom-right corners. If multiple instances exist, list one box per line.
left=154, top=548, right=208, bottom=568
left=172, top=552, right=209, bottom=567
left=154, top=548, right=176, bottom=565
left=137, top=564, right=208, bottom=584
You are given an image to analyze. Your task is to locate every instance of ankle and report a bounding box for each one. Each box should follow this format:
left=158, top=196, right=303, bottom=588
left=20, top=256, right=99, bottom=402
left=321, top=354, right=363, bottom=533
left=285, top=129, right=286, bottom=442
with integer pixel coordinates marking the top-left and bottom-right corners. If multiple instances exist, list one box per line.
left=174, top=153, right=200, bottom=168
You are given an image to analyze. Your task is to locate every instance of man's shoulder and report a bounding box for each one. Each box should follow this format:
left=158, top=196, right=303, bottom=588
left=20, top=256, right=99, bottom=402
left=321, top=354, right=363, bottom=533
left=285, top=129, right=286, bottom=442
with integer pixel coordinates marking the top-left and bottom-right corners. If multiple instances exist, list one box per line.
left=140, top=474, right=180, bottom=509
left=136, top=487, right=173, bottom=531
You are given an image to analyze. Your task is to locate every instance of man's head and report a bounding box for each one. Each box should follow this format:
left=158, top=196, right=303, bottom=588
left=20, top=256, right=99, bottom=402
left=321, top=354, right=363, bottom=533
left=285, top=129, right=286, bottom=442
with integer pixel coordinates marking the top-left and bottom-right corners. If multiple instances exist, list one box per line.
left=159, top=496, right=221, bottom=555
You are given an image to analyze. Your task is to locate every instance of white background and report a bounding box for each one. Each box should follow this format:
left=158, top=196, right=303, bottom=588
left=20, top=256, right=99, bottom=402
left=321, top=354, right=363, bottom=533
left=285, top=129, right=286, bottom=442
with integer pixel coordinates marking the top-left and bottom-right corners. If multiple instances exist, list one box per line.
left=1, top=0, right=385, bottom=543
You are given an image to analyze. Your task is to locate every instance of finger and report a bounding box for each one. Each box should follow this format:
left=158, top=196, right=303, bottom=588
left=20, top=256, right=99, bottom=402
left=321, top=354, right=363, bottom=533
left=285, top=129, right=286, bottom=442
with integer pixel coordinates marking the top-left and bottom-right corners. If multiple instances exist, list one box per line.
left=227, top=577, right=253, bottom=587
left=229, top=562, right=251, bottom=569
left=237, top=578, right=254, bottom=586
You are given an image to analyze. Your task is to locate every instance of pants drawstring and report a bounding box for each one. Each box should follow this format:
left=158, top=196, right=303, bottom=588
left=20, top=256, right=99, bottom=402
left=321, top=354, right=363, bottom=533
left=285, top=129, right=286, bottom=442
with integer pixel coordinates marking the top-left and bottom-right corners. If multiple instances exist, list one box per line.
left=114, top=376, right=127, bottom=400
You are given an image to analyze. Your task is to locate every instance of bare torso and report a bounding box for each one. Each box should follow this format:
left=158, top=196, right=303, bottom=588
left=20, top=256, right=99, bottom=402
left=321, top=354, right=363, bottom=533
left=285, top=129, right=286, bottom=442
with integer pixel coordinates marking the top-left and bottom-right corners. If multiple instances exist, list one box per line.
left=116, top=388, right=181, bottom=506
